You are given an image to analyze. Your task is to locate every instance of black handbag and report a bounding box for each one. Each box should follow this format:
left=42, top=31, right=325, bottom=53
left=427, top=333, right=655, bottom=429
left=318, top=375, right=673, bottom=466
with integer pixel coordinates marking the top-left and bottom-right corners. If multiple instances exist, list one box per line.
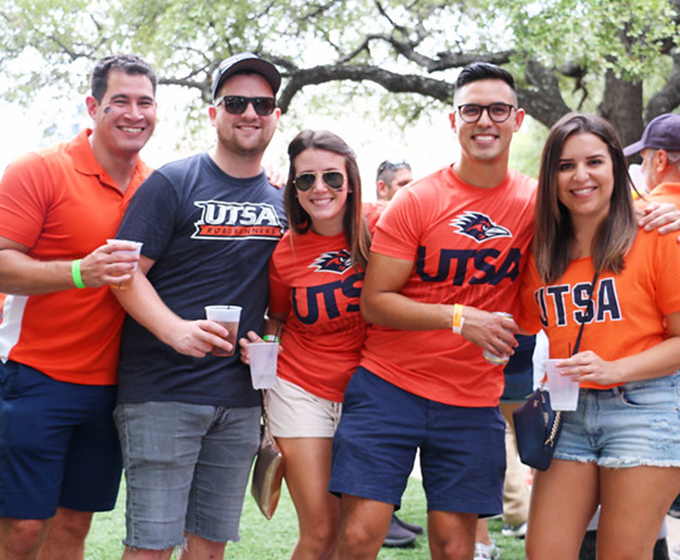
left=251, top=390, right=285, bottom=519
left=512, top=386, right=562, bottom=471
left=513, top=270, right=598, bottom=471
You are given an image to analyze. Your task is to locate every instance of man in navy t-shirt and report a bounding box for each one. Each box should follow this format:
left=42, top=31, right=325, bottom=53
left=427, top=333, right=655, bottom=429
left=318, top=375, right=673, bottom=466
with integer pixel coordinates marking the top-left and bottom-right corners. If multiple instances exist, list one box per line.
left=112, top=52, right=286, bottom=559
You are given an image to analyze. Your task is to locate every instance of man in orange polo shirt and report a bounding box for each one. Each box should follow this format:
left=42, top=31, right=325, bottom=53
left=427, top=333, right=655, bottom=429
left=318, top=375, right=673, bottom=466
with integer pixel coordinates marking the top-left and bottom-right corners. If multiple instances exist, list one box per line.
left=0, top=54, right=157, bottom=560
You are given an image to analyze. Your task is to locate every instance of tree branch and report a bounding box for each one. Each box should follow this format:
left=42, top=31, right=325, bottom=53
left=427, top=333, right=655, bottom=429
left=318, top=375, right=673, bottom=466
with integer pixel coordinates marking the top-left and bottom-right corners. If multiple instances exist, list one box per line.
left=277, top=64, right=454, bottom=113
left=519, top=59, right=571, bottom=127
left=645, top=52, right=680, bottom=121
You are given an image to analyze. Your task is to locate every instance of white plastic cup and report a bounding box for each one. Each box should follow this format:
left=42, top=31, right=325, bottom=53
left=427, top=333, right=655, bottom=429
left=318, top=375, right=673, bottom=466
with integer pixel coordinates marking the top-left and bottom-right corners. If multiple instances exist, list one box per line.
left=205, top=305, right=242, bottom=357
left=106, top=239, right=143, bottom=289
left=545, top=358, right=580, bottom=411
left=248, top=341, right=279, bottom=389
left=107, top=239, right=143, bottom=269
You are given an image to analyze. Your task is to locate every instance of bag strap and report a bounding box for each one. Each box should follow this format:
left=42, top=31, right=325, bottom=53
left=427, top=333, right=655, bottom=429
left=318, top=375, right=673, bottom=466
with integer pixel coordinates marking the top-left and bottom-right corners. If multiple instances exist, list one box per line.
left=541, top=267, right=600, bottom=384
left=260, top=389, right=269, bottom=425
left=545, top=410, right=562, bottom=446
left=571, top=269, right=600, bottom=356
left=544, top=268, right=599, bottom=445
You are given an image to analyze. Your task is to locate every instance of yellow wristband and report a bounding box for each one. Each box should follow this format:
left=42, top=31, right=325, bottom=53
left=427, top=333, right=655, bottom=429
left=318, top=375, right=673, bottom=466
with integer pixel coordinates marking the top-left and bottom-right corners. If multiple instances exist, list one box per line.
left=71, top=259, right=86, bottom=289
left=452, top=303, right=465, bottom=334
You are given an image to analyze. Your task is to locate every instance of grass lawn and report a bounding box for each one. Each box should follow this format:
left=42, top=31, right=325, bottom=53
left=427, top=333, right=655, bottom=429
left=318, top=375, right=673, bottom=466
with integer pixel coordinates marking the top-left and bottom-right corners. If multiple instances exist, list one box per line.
left=86, top=477, right=527, bottom=559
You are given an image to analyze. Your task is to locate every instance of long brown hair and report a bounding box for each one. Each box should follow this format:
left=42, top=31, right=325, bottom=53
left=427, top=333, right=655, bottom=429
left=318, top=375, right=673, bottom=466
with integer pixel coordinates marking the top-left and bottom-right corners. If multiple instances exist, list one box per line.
left=284, top=129, right=371, bottom=270
left=534, top=113, right=637, bottom=283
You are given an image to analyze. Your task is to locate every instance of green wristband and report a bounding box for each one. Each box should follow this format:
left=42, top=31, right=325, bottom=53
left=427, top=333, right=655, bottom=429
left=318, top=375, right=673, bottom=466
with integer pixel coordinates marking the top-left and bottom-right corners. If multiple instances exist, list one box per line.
left=71, top=259, right=86, bottom=289
left=263, top=335, right=280, bottom=343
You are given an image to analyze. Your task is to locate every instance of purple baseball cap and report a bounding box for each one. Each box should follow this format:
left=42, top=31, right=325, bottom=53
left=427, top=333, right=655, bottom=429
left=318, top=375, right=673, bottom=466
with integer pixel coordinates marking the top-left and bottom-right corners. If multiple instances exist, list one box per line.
left=623, top=113, right=680, bottom=156
left=211, top=52, right=281, bottom=101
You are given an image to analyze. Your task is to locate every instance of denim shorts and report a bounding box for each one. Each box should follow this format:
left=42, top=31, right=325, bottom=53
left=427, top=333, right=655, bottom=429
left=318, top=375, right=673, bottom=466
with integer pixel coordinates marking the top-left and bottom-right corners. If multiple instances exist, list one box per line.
left=555, top=372, right=680, bottom=468
left=329, top=367, right=505, bottom=516
left=0, top=360, right=122, bottom=519
left=267, top=377, right=342, bottom=438
left=114, top=401, right=261, bottom=549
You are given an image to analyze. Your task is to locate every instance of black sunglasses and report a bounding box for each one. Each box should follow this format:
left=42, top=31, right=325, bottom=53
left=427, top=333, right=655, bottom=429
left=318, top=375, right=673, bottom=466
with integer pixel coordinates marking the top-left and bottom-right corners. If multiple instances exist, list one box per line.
left=214, top=95, right=276, bottom=116
left=456, top=103, right=516, bottom=123
left=293, top=171, right=345, bottom=192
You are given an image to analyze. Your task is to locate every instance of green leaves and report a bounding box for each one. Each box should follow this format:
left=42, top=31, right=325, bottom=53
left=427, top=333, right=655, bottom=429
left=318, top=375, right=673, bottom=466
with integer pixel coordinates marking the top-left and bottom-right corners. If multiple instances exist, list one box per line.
left=501, top=0, right=679, bottom=81
left=1, top=0, right=679, bottom=138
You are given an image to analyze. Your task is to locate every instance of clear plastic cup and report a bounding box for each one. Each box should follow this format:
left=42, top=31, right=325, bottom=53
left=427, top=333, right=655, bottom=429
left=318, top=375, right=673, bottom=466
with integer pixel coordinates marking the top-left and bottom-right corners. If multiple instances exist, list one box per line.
left=248, top=341, right=279, bottom=389
left=205, top=305, right=242, bottom=357
left=106, top=239, right=143, bottom=290
left=545, top=358, right=580, bottom=411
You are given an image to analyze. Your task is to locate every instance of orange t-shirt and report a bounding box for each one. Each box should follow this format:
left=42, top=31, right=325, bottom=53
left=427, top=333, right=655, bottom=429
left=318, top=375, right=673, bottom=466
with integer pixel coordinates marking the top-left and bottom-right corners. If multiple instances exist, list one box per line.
left=362, top=200, right=389, bottom=233
left=519, top=229, right=680, bottom=389
left=0, top=129, right=151, bottom=385
left=361, top=165, right=537, bottom=406
left=645, top=182, right=680, bottom=205
left=269, top=230, right=366, bottom=402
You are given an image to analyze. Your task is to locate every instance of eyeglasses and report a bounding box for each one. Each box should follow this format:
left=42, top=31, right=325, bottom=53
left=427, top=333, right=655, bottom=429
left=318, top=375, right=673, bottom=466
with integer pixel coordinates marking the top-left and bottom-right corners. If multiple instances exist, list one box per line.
left=214, top=95, right=276, bottom=116
left=377, top=160, right=411, bottom=176
left=293, top=171, right=345, bottom=192
left=456, top=103, right=516, bottom=123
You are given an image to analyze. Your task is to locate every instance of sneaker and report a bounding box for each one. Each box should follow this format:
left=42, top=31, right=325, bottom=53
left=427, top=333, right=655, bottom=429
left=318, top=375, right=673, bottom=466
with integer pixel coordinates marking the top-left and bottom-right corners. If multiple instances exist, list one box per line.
left=394, top=514, right=424, bottom=535
left=382, top=515, right=417, bottom=547
left=474, top=541, right=500, bottom=560
left=501, top=522, right=527, bottom=538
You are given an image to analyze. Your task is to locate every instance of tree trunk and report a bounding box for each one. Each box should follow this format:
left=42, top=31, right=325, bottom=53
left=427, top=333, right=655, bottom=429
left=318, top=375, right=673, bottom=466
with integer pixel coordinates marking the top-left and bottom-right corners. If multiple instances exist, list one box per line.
left=598, top=70, right=643, bottom=152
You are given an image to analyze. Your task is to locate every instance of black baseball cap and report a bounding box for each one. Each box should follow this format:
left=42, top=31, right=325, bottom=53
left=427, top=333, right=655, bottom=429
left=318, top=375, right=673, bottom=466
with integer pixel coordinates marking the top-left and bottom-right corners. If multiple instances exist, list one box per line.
left=211, top=52, right=281, bottom=101
left=623, top=113, right=680, bottom=156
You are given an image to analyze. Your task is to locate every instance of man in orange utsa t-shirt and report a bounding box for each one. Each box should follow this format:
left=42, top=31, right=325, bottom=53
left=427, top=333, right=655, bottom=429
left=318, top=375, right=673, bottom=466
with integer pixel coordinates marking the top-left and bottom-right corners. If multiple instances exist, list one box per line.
left=330, top=61, right=534, bottom=560
left=0, top=54, right=157, bottom=560
left=329, top=64, right=680, bottom=560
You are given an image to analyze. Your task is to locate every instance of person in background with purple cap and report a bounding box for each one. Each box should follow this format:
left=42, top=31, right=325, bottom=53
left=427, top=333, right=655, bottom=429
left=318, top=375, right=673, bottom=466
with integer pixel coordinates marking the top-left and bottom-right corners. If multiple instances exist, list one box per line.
left=110, top=52, right=286, bottom=560
left=624, top=114, right=680, bottom=241
left=624, top=113, right=680, bottom=200
left=624, top=112, right=680, bottom=560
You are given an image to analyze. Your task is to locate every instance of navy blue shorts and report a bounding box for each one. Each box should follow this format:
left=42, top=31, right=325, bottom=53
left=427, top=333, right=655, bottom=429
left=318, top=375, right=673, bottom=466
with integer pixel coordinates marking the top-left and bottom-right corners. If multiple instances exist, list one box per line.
left=329, top=367, right=506, bottom=515
left=0, top=360, right=122, bottom=519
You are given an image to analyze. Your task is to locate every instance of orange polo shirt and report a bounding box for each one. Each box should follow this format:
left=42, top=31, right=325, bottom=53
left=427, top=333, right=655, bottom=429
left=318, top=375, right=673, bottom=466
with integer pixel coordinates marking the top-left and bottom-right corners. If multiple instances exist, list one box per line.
left=0, top=129, right=151, bottom=385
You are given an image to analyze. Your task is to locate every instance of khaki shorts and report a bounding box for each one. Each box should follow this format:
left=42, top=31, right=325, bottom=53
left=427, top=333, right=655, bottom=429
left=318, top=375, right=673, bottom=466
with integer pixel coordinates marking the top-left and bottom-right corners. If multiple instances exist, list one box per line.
left=267, top=377, right=342, bottom=438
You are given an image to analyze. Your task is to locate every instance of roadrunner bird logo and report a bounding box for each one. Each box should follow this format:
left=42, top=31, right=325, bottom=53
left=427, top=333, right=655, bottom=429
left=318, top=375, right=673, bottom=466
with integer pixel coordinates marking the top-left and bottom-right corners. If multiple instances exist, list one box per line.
left=309, top=249, right=353, bottom=274
left=451, top=212, right=512, bottom=243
